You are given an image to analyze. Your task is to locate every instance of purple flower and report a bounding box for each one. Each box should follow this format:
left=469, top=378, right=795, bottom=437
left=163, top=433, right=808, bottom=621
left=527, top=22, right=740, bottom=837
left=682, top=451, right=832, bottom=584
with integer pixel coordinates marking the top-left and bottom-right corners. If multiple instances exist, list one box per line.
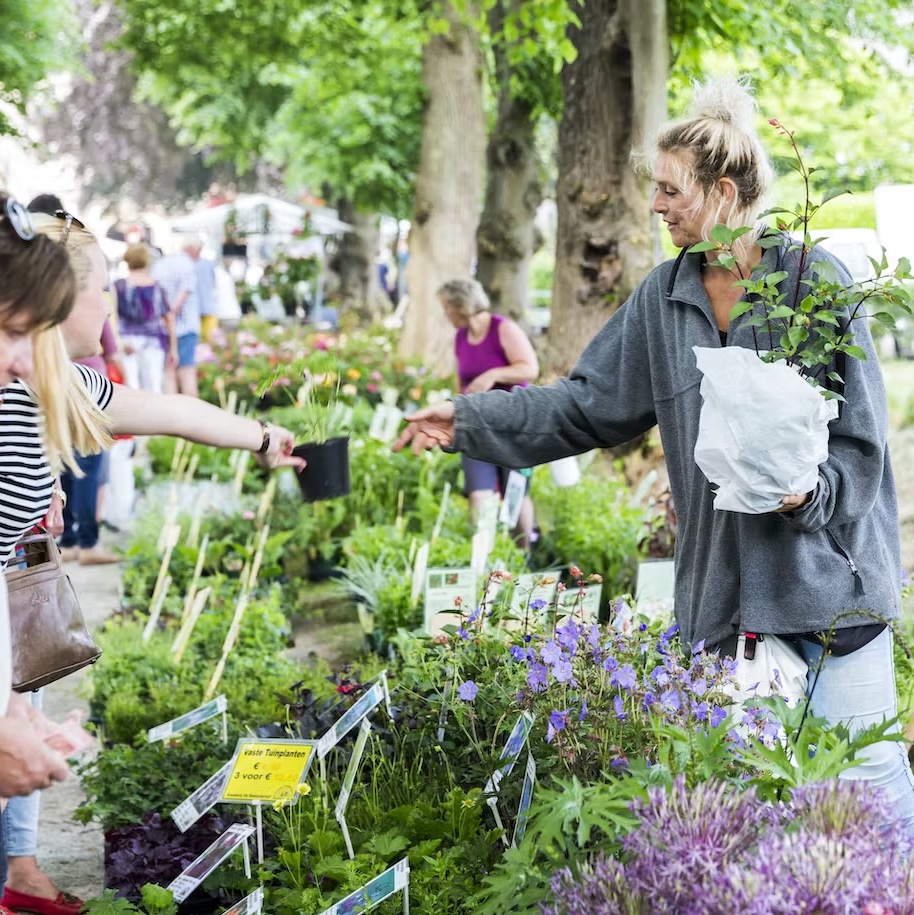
left=659, top=689, right=681, bottom=713
left=692, top=700, right=709, bottom=722
left=613, top=694, right=626, bottom=720
left=467, top=607, right=481, bottom=624
left=510, top=645, right=532, bottom=663
left=527, top=662, right=548, bottom=692
left=650, top=666, right=670, bottom=687
left=603, top=656, right=619, bottom=673
left=546, top=708, right=569, bottom=743
left=556, top=621, right=582, bottom=650
left=457, top=626, right=470, bottom=641
left=553, top=659, right=574, bottom=683
left=458, top=680, right=478, bottom=701
left=710, top=706, right=727, bottom=728
left=530, top=598, right=547, bottom=612
left=610, top=664, right=637, bottom=690
left=638, top=622, right=648, bottom=632
left=542, top=640, right=563, bottom=665
left=578, top=700, right=588, bottom=722
left=586, top=625, right=601, bottom=648
left=690, top=677, right=708, bottom=697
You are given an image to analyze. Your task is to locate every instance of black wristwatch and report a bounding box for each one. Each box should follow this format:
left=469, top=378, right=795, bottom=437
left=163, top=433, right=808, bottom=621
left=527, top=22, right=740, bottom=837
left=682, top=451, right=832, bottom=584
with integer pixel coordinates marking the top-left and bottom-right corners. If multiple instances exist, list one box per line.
left=257, top=420, right=271, bottom=454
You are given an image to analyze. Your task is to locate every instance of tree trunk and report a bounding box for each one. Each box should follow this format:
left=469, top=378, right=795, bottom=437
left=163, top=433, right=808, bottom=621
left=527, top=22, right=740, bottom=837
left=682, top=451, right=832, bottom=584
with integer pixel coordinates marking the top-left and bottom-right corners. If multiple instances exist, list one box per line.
left=399, top=2, right=485, bottom=370
left=544, top=0, right=667, bottom=376
left=331, top=200, right=386, bottom=323
left=474, top=2, right=541, bottom=324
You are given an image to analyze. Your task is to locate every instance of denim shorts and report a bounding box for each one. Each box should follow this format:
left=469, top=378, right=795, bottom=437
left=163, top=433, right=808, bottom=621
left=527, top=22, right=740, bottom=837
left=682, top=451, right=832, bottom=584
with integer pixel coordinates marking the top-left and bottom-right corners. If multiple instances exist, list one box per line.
left=177, top=332, right=199, bottom=367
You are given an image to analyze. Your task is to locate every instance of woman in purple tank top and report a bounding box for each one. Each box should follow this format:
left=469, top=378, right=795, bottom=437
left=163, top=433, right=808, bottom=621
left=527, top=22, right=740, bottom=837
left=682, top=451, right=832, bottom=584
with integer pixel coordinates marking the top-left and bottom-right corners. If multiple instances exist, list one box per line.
left=438, top=279, right=539, bottom=548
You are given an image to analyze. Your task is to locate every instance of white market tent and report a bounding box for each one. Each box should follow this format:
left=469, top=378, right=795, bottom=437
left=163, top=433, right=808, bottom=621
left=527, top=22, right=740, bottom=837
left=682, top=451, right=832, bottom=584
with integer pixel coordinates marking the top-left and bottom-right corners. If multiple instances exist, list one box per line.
left=170, top=193, right=352, bottom=238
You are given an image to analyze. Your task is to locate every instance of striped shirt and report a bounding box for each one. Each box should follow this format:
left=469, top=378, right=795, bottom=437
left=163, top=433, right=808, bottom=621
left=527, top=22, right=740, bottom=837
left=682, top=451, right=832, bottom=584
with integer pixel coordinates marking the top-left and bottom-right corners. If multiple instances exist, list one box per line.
left=0, top=365, right=113, bottom=569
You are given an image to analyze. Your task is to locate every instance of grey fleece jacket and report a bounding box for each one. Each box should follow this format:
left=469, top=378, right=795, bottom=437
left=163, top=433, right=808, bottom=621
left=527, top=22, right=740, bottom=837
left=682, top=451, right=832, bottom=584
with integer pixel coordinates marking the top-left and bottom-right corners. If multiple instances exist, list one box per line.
left=453, top=243, right=901, bottom=647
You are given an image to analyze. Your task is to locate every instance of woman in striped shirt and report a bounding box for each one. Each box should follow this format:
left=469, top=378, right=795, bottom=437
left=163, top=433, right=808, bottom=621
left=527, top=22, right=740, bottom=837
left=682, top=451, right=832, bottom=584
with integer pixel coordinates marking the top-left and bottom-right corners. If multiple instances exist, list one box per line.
left=0, top=212, right=305, bottom=915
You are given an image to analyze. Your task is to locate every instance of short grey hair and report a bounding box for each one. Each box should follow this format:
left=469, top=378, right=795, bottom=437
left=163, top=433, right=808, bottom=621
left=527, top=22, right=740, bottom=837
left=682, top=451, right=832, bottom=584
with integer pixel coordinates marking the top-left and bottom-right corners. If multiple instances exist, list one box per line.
left=437, top=278, right=490, bottom=319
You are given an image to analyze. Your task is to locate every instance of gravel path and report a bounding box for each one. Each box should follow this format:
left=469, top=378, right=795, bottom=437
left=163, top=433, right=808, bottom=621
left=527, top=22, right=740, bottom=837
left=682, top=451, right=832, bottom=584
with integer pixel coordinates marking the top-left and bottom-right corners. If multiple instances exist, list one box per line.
left=32, top=556, right=118, bottom=901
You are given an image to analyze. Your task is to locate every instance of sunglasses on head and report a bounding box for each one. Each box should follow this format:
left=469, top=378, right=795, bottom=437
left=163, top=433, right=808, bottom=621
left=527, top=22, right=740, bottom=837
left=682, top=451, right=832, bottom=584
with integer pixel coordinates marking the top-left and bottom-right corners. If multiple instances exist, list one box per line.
left=0, top=197, right=36, bottom=242
left=54, top=209, right=86, bottom=248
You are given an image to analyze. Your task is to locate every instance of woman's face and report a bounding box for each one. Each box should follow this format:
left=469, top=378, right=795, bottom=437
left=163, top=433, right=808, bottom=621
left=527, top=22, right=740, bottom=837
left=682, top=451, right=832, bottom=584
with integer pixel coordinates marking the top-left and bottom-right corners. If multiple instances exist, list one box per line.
left=440, top=297, right=466, bottom=329
left=651, top=152, right=706, bottom=249
left=0, top=309, right=35, bottom=386
left=61, top=244, right=109, bottom=360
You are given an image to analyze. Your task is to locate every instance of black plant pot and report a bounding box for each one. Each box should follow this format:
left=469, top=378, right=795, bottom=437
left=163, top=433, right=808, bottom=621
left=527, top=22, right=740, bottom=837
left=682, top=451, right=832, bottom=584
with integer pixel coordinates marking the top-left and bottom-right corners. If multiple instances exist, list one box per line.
left=291, top=437, right=351, bottom=502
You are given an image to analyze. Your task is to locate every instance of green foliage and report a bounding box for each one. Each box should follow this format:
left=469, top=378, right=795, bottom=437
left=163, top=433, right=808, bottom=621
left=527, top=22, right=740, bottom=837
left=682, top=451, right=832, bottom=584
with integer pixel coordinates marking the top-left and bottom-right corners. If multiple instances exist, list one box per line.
left=0, top=0, right=78, bottom=133
left=74, top=730, right=233, bottom=829
left=695, top=128, right=914, bottom=396
left=531, top=468, right=647, bottom=596
left=82, top=886, right=176, bottom=915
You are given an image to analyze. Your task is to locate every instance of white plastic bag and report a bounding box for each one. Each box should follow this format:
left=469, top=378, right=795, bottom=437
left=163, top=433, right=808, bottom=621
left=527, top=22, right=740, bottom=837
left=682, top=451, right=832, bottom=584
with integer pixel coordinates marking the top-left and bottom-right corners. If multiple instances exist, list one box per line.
left=693, top=346, right=837, bottom=513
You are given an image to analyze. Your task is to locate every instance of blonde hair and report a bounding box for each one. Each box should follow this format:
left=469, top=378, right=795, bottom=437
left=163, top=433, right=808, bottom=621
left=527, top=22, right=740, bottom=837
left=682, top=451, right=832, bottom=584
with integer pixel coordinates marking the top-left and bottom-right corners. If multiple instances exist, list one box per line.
left=123, top=243, right=150, bottom=270
left=437, top=278, right=490, bottom=319
left=649, top=77, right=774, bottom=256
left=28, top=214, right=113, bottom=473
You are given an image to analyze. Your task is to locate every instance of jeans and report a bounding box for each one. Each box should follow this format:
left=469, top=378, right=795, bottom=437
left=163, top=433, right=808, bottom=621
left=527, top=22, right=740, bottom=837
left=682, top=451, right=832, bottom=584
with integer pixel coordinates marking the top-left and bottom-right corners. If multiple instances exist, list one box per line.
left=0, top=692, right=43, bottom=890
left=59, top=451, right=104, bottom=550
left=798, top=628, right=914, bottom=837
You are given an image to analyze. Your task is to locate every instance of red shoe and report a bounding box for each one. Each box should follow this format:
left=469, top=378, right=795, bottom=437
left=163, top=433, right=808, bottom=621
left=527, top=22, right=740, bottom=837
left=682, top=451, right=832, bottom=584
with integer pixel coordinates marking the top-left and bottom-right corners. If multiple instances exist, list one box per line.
left=0, top=889, right=84, bottom=915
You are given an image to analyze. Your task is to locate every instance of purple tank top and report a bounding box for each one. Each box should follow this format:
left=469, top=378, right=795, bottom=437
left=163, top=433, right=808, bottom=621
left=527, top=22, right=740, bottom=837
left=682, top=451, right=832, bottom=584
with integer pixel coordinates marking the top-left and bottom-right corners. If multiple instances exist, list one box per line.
left=455, top=313, right=528, bottom=394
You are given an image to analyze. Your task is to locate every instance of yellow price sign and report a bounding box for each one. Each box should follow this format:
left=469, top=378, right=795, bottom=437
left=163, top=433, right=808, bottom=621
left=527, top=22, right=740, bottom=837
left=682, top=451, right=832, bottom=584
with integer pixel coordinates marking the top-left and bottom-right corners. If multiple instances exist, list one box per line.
left=221, top=739, right=317, bottom=803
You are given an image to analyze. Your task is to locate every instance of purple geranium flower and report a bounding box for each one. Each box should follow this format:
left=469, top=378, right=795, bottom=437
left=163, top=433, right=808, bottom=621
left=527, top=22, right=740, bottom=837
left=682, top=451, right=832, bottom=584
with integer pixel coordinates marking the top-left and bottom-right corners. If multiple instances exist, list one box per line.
left=542, top=640, right=563, bottom=665
left=610, top=664, right=637, bottom=690
left=613, top=694, right=627, bottom=721
left=527, top=662, right=548, bottom=692
left=546, top=708, right=570, bottom=743
left=553, top=659, right=574, bottom=683
left=458, top=680, right=478, bottom=701
left=556, top=621, right=582, bottom=650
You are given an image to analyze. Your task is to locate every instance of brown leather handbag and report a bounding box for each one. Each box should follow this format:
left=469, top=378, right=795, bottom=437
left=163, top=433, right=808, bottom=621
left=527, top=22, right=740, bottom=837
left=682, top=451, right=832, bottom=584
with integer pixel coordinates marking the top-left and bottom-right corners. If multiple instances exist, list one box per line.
left=6, top=530, right=101, bottom=691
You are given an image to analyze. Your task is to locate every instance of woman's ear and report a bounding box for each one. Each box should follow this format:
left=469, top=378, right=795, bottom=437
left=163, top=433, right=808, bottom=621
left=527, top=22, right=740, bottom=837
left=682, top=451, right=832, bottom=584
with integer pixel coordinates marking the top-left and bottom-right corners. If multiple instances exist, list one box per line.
left=717, top=176, right=738, bottom=212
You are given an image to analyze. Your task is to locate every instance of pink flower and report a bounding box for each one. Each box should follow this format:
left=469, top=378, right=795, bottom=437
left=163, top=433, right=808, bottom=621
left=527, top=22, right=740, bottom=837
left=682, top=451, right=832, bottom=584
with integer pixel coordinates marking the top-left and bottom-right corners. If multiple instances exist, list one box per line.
left=242, top=510, right=256, bottom=520
left=366, top=383, right=378, bottom=393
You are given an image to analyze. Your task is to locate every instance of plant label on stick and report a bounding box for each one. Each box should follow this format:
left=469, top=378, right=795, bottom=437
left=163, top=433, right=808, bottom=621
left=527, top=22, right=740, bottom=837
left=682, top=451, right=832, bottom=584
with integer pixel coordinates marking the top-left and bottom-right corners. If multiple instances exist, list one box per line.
left=508, top=571, right=561, bottom=622
left=142, top=574, right=171, bottom=643
left=335, top=718, right=372, bottom=859
left=498, top=471, right=526, bottom=529
left=316, top=858, right=410, bottom=915
left=476, top=491, right=499, bottom=542
left=147, top=695, right=227, bottom=744
left=220, top=888, right=264, bottom=915
left=430, top=482, right=451, bottom=543
left=318, top=677, right=388, bottom=759
left=172, top=586, right=213, bottom=663
left=171, top=760, right=234, bottom=833
left=424, top=568, right=477, bottom=635
left=484, top=712, right=535, bottom=797
left=635, top=558, right=676, bottom=620
left=409, top=542, right=430, bottom=607
left=167, top=822, right=255, bottom=903
left=369, top=404, right=403, bottom=443
left=221, top=738, right=317, bottom=804
left=512, top=753, right=537, bottom=847
left=556, top=582, right=603, bottom=624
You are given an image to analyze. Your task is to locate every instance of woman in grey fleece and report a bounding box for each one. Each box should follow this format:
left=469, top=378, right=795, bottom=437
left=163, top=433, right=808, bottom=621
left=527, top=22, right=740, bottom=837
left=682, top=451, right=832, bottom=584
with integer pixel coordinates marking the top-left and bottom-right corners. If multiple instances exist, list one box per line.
left=395, top=78, right=914, bottom=834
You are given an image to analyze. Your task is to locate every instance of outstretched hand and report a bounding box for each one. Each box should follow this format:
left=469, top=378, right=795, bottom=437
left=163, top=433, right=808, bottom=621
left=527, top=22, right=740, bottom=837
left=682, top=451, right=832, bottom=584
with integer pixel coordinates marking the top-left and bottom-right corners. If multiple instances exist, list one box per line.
left=393, top=403, right=456, bottom=455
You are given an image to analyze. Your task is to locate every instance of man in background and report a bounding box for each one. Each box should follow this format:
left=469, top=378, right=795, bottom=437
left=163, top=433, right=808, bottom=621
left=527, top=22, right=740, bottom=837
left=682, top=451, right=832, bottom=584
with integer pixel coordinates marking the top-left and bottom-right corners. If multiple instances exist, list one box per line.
left=151, top=237, right=201, bottom=397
